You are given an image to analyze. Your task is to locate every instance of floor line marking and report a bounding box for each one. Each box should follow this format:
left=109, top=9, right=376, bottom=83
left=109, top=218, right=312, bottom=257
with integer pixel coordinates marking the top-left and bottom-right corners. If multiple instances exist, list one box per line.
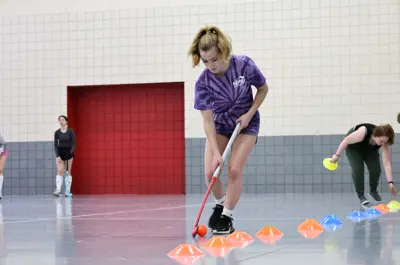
left=55, top=217, right=400, bottom=221
left=2, top=197, right=271, bottom=225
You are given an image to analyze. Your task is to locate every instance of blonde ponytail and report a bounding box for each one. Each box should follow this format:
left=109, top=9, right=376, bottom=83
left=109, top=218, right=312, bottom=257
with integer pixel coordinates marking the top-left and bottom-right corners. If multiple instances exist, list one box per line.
left=188, top=25, right=232, bottom=67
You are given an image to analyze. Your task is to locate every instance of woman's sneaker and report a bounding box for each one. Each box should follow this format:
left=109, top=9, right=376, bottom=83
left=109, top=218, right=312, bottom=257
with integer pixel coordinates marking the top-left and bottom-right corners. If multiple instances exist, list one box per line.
left=212, top=214, right=235, bottom=235
left=358, top=194, right=370, bottom=206
left=53, top=189, right=61, bottom=197
left=369, top=191, right=382, bottom=202
left=208, top=204, right=223, bottom=229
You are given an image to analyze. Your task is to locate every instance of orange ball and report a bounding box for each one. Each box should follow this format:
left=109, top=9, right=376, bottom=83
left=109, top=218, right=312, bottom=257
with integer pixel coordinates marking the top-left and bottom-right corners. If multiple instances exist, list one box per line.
left=197, top=225, right=207, bottom=237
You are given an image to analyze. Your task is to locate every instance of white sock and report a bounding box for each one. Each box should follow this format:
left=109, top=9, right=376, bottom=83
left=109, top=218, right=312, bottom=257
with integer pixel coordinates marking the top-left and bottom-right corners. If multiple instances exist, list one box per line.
left=0, top=175, right=4, bottom=196
left=222, top=207, right=234, bottom=218
left=56, top=175, right=63, bottom=191
left=215, top=195, right=225, bottom=206
left=65, top=175, right=72, bottom=192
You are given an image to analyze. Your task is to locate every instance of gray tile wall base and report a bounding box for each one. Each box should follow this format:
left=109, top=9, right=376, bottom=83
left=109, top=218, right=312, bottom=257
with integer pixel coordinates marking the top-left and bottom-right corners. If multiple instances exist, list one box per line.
left=2, top=134, right=400, bottom=195
left=3, top=141, right=57, bottom=196
left=185, top=134, right=400, bottom=195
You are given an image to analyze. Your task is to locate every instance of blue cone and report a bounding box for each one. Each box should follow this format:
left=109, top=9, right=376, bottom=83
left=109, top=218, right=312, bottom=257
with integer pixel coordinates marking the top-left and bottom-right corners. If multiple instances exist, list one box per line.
left=323, top=223, right=343, bottom=232
left=365, top=208, right=382, bottom=218
left=347, top=210, right=367, bottom=222
left=320, top=214, right=343, bottom=226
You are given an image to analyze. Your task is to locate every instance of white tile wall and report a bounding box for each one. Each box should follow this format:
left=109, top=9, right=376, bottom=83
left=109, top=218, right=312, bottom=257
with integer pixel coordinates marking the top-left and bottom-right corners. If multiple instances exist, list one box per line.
left=0, top=0, right=399, bottom=142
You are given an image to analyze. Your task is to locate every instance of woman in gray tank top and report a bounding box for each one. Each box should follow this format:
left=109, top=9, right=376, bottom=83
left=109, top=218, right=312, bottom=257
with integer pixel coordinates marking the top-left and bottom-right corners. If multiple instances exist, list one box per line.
left=330, top=124, right=397, bottom=206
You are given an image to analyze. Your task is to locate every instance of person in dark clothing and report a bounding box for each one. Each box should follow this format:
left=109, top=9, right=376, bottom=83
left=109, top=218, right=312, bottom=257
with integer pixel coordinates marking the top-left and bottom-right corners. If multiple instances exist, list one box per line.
left=330, top=123, right=397, bottom=206
left=53, top=115, right=76, bottom=197
left=397, top=112, right=400, bottom=123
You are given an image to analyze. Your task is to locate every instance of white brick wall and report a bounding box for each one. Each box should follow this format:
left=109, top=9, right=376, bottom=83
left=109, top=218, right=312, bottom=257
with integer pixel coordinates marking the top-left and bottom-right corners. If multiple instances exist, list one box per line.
left=0, top=0, right=399, bottom=141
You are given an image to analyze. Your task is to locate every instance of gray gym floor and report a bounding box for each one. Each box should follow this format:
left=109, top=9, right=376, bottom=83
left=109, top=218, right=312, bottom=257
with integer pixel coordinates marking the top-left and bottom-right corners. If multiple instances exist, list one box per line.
left=0, top=193, right=399, bottom=265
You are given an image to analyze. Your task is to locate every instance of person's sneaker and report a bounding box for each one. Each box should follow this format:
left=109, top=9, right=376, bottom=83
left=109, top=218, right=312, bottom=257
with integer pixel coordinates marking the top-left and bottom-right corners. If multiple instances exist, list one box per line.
left=358, top=194, right=370, bottom=206
left=208, top=204, right=223, bottom=229
left=53, top=189, right=61, bottom=197
left=369, top=191, right=382, bottom=202
left=212, top=214, right=235, bottom=235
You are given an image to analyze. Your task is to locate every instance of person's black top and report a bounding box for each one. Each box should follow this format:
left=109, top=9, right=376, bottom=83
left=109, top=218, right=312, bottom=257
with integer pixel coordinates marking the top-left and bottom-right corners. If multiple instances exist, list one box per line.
left=54, top=128, right=76, bottom=157
left=348, top=123, right=381, bottom=151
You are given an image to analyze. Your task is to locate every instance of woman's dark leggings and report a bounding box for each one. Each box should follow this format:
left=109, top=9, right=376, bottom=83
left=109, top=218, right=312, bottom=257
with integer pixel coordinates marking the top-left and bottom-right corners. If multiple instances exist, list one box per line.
left=345, top=147, right=381, bottom=196
left=344, top=127, right=381, bottom=196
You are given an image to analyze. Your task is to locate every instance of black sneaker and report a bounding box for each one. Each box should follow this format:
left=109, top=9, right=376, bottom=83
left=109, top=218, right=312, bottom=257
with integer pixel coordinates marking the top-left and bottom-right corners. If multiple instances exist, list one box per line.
left=208, top=204, right=223, bottom=229
left=358, top=195, right=370, bottom=206
left=369, top=191, right=382, bottom=202
left=212, top=214, right=235, bottom=235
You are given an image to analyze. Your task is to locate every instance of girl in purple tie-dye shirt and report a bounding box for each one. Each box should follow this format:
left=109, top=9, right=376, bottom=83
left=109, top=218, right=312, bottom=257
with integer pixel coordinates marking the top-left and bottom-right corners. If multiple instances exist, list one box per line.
left=188, top=25, right=269, bottom=235
left=0, top=134, right=7, bottom=199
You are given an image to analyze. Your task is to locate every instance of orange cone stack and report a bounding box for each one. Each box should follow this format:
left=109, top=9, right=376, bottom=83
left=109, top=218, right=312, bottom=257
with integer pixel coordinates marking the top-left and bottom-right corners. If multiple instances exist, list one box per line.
left=256, top=226, right=283, bottom=244
left=167, top=244, right=205, bottom=265
left=226, top=231, right=255, bottom=248
left=297, top=219, right=324, bottom=239
left=202, top=236, right=234, bottom=258
left=373, top=204, right=390, bottom=214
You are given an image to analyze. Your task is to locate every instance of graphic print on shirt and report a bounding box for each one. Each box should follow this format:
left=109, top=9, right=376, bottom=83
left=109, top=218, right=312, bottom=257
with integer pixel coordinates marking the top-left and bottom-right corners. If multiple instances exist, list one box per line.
left=207, top=59, right=253, bottom=128
left=233, top=76, right=246, bottom=88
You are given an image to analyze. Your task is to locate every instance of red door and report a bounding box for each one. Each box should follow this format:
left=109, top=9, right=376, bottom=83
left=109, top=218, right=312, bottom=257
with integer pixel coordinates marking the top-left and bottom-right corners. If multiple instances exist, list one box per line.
left=67, top=83, right=185, bottom=195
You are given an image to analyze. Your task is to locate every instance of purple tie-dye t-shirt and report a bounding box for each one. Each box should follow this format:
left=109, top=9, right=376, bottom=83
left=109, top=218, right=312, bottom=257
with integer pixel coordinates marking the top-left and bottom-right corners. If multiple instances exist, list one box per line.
left=194, top=55, right=267, bottom=135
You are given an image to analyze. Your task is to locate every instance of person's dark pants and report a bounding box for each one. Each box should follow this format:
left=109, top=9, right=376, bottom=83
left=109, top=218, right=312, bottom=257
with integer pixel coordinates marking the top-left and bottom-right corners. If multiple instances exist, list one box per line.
left=344, top=129, right=381, bottom=196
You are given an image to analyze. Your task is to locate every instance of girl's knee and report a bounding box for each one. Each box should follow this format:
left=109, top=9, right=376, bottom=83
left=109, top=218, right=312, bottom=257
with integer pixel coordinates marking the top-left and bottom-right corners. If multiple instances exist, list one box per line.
left=56, top=165, right=64, bottom=175
left=228, top=165, right=242, bottom=181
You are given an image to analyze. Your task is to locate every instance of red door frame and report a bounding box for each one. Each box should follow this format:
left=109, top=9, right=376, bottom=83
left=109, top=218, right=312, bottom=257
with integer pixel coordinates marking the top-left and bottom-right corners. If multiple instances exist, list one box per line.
left=66, top=82, right=185, bottom=195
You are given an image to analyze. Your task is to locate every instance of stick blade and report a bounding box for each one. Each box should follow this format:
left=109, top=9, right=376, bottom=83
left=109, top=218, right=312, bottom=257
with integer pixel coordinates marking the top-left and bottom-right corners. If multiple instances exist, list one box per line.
left=192, top=226, right=198, bottom=237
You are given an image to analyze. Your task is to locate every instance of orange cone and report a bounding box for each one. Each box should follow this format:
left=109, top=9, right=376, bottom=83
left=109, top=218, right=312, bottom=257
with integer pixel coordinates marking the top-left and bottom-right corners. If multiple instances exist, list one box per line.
left=226, top=231, right=254, bottom=248
left=203, top=236, right=233, bottom=248
left=373, top=204, right=390, bottom=214
left=256, top=226, right=283, bottom=244
left=297, top=219, right=324, bottom=239
left=168, top=256, right=204, bottom=265
left=203, top=236, right=233, bottom=258
left=256, top=226, right=283, bottom=236
left=298, top=229, right=323, bottom=239
left=167, top=244, right=205, bottom=265
left=297, top=219, right=324, bottom=231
